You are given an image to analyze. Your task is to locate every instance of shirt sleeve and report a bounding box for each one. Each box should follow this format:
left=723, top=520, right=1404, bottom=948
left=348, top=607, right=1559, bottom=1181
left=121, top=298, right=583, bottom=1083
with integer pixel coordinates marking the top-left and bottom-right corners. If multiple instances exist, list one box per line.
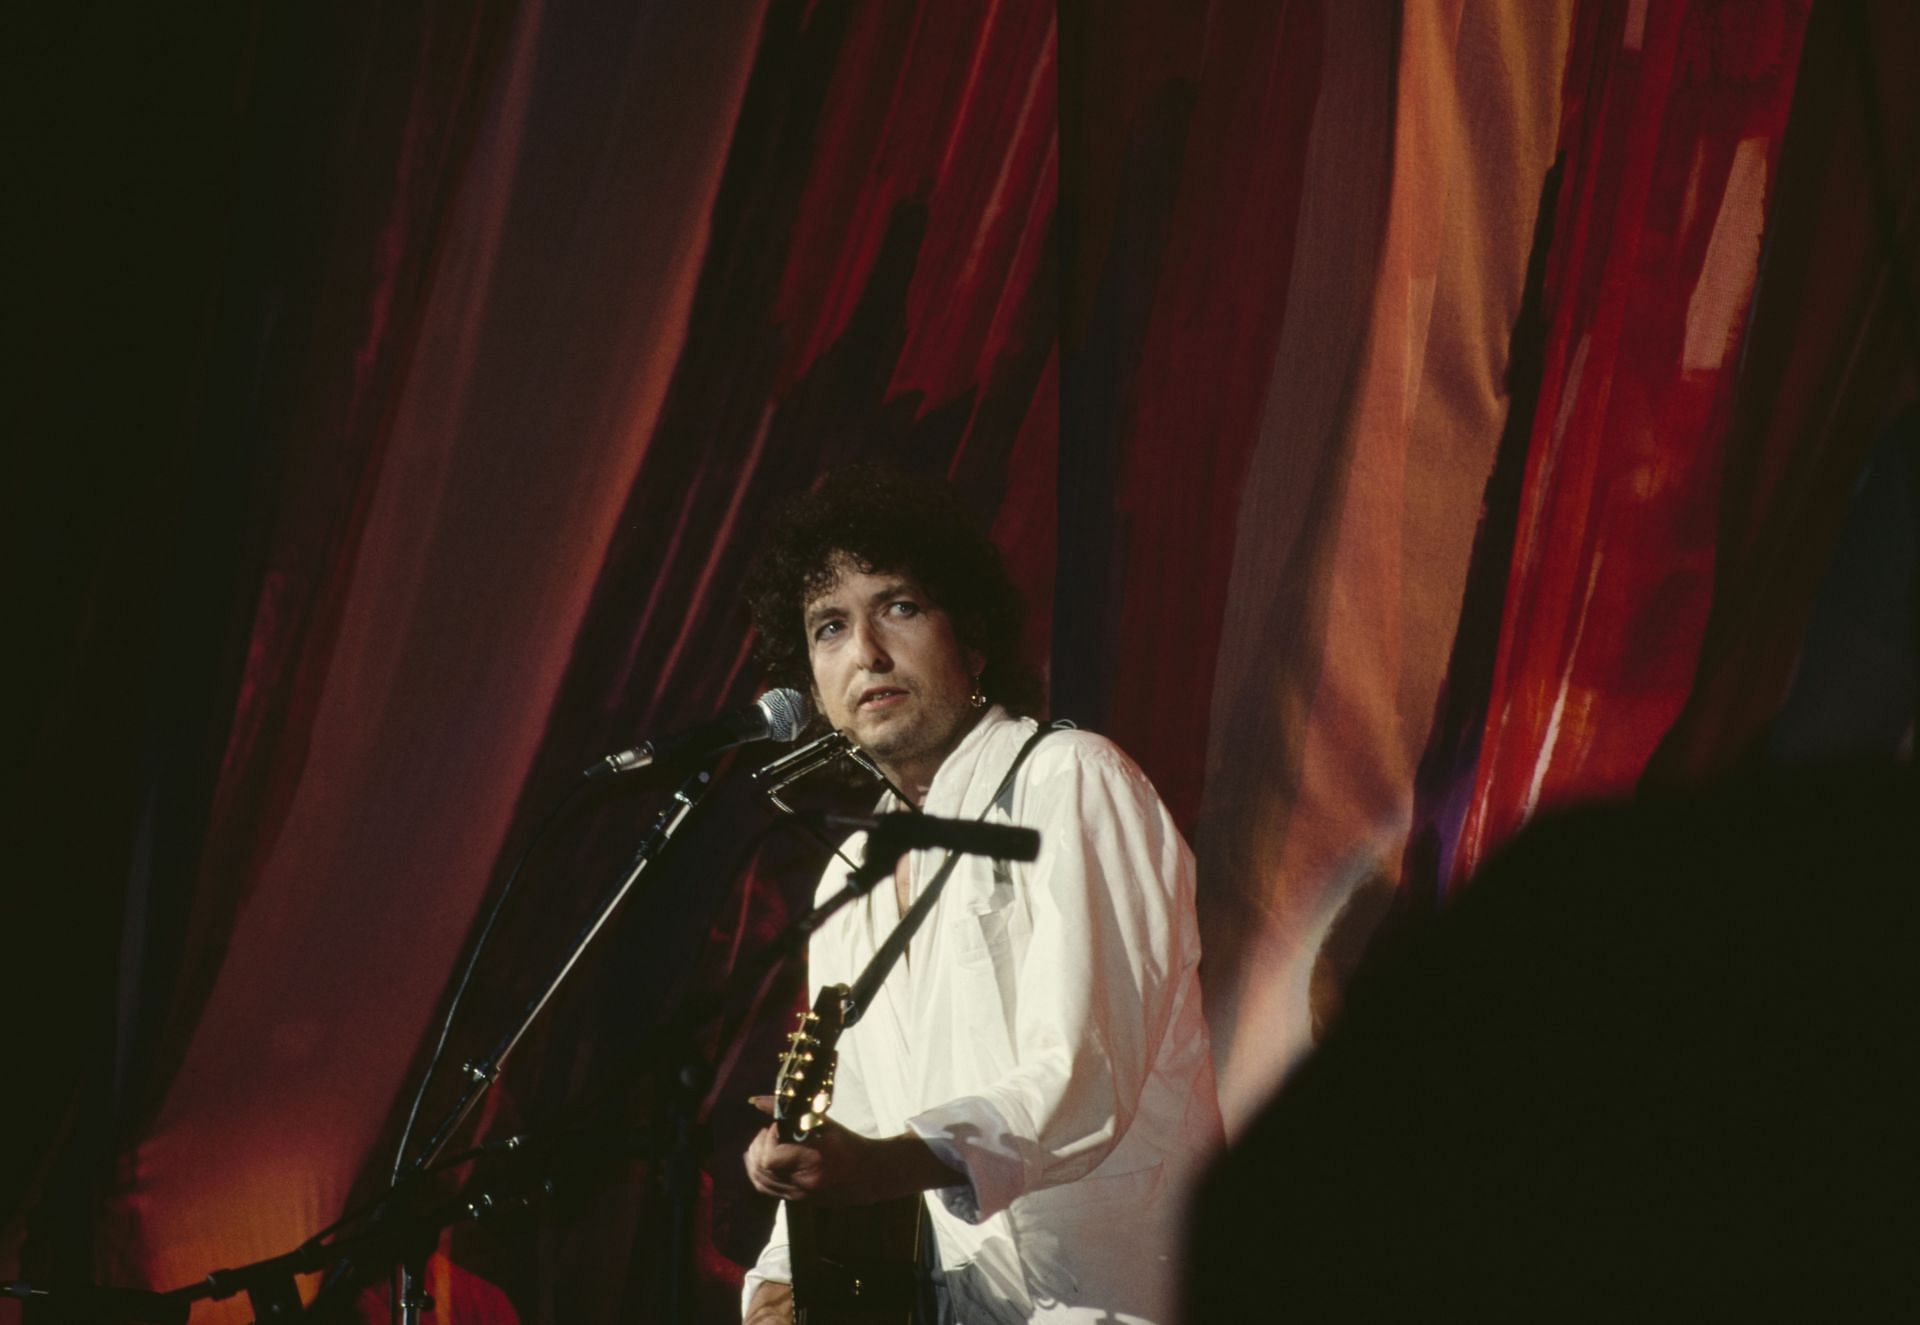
left=740, top=1199, right=792, bottom=1316
left=905, top=1101, right=1002, bottom=1222
left=904, top=741, right=1196, bottom=1222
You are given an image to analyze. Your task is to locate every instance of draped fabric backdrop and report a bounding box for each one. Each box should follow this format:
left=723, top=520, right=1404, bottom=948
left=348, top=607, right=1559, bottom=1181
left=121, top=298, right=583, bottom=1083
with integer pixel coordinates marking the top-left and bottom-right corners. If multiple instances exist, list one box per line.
left=8, top=1, right=1914, bottom=1320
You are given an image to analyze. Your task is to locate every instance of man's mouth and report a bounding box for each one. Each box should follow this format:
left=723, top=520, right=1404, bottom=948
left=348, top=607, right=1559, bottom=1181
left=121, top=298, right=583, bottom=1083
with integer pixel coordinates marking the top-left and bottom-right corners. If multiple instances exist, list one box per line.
left=856, top=686, right=909, bottom=710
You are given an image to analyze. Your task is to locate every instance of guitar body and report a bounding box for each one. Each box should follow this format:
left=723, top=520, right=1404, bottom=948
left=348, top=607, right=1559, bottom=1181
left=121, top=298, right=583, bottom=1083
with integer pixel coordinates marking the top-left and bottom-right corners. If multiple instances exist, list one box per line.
left=776, top=985, right=924, bottom=1325
left=787, top=1196, right=924, bottom=1324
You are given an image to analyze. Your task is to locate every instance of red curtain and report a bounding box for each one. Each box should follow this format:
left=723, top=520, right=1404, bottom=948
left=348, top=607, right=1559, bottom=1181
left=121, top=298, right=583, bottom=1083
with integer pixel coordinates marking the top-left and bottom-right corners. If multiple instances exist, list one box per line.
left=8, top=1, right=1913, bottom=1320
left=1454, top=0, right=1814, bottom=877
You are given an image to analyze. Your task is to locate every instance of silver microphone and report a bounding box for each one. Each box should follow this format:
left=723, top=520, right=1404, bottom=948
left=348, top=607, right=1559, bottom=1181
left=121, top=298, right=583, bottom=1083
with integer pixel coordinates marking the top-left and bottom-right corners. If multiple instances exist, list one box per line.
left=584, top=688, right=811, bottom=778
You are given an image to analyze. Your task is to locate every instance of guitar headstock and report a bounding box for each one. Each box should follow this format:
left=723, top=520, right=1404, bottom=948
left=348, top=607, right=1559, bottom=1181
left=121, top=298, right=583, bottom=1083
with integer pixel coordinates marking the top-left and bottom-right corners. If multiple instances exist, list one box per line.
left=774, top=983, right=849, bottom=1143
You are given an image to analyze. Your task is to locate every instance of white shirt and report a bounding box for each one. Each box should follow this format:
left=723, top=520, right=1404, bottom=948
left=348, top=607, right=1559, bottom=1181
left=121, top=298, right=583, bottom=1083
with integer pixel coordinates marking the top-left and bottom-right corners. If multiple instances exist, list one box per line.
left=745, top=709, right=1223, bottom=1323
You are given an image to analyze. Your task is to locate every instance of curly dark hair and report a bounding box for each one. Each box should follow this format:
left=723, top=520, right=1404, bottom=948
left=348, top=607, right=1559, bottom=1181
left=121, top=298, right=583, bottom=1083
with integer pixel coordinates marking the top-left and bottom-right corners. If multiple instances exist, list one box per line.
left=745, top=465, right=1044, bottom=722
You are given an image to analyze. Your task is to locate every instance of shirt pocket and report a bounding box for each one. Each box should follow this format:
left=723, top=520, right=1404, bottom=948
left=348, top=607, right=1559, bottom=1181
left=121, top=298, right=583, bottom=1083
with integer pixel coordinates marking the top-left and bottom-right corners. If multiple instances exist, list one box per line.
left=945, top=862, right=1020, bottom=970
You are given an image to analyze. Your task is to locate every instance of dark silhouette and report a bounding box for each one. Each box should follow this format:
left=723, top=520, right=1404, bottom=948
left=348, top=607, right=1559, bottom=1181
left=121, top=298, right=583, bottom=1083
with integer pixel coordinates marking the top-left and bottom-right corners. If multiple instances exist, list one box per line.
left=1188, top=762, right=1917, bottom=1317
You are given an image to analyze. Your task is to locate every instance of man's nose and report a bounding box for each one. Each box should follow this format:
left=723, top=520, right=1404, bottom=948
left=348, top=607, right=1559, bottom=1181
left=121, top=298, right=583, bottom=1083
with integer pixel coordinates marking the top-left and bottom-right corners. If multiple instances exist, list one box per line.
left=851, top=620, right=892, bottom=671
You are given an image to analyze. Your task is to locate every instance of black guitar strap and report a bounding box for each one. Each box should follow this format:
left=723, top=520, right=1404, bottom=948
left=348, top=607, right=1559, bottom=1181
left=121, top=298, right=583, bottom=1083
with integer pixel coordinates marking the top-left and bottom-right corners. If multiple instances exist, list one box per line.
left=841, top=721, right=1067, bottom=1029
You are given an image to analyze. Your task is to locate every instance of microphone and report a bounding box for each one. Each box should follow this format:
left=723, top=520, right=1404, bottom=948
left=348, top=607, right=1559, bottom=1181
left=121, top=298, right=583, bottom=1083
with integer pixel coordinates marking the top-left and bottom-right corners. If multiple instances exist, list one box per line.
left=584, top=688, right=811, bottom=778
left=815, top=811, right=1041, bottom=862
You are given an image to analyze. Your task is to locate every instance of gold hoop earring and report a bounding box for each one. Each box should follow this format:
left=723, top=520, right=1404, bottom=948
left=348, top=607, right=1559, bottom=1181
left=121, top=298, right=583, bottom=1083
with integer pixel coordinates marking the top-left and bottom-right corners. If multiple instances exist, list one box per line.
left=969, top=674, right=988, bottom=709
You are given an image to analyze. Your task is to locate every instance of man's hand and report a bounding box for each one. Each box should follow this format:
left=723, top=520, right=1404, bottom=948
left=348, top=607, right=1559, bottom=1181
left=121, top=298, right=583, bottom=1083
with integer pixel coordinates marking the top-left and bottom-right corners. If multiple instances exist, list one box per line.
left=743, top=1097, right=963, bottom=1207
left=743, top=1280, right=793, bottom=1325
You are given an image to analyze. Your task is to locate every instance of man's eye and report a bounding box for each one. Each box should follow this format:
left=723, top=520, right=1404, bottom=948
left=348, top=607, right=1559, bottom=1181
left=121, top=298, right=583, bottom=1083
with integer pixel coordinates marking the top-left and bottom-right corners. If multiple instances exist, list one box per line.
left=813, top=620, right=843, bottom=641
left=886, top=600, right=920, bottom=617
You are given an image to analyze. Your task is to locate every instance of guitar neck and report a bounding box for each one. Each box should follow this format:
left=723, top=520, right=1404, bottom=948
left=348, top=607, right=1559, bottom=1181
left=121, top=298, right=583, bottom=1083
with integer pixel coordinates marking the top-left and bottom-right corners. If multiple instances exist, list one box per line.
left=773, top=984, right=921, bottom=1322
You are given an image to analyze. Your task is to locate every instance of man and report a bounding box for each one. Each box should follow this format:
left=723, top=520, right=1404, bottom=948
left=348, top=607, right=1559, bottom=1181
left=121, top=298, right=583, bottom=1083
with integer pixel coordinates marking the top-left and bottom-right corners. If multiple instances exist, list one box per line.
left=739, top=466, right=1222, bottom=1324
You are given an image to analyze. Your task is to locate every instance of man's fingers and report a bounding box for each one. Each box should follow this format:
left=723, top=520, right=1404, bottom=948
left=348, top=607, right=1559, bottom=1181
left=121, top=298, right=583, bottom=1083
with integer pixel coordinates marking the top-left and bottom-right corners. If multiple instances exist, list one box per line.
left=744, top=1127, right=775, bottom=1184
left=744, top=1124, right=827, bottom=1202
left=744, top=1137, right=785, bottom=1199
left=748, top=1094, right=778, bottom=1116
left=744, top=1126, right=802, bottom=1200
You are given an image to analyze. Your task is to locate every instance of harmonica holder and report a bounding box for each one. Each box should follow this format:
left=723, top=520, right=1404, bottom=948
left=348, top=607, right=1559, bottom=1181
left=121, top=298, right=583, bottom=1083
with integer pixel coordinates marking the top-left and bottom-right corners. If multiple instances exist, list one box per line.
left=753, top=730, right=889, bottom=814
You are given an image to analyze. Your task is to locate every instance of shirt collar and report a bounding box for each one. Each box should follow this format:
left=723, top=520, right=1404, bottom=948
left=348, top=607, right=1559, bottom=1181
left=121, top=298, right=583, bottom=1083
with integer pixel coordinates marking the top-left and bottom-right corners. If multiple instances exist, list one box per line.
left=873, top=704, right=1019, bottom=814
left=919, top=705, right=1026, bottom=817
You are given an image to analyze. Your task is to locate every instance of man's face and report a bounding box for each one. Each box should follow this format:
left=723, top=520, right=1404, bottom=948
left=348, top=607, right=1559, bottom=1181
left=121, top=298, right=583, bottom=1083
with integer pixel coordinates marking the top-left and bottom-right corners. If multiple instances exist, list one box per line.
left=804, top=556, right=983, bottom=795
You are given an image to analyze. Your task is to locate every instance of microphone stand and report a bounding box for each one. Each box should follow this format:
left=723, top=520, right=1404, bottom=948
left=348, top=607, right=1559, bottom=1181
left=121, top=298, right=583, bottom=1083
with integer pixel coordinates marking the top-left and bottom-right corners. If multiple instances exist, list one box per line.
left=382, top=767, right=715, bottom=1325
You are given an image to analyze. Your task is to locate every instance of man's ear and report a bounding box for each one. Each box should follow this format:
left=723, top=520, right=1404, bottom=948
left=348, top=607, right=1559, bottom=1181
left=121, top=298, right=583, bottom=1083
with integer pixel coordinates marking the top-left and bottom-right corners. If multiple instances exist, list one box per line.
left=965, top=647, right=986, bottom=678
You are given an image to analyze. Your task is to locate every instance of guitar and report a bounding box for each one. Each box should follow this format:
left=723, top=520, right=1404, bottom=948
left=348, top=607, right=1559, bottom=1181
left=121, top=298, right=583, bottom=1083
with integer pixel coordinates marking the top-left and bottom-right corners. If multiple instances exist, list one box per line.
left=774, top=984, right=924, bottom=1324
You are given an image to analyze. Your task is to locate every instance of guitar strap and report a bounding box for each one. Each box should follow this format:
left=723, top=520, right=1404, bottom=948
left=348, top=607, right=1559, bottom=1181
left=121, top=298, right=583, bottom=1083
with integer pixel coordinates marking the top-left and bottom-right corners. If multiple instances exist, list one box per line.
left=840, top=721, right=1068, bottom=1029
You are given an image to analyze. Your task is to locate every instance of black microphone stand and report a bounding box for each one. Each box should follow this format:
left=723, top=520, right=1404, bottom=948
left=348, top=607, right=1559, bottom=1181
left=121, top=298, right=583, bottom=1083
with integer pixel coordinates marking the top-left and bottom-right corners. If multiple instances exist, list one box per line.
left=381, top=767, right=715, bottom=1324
